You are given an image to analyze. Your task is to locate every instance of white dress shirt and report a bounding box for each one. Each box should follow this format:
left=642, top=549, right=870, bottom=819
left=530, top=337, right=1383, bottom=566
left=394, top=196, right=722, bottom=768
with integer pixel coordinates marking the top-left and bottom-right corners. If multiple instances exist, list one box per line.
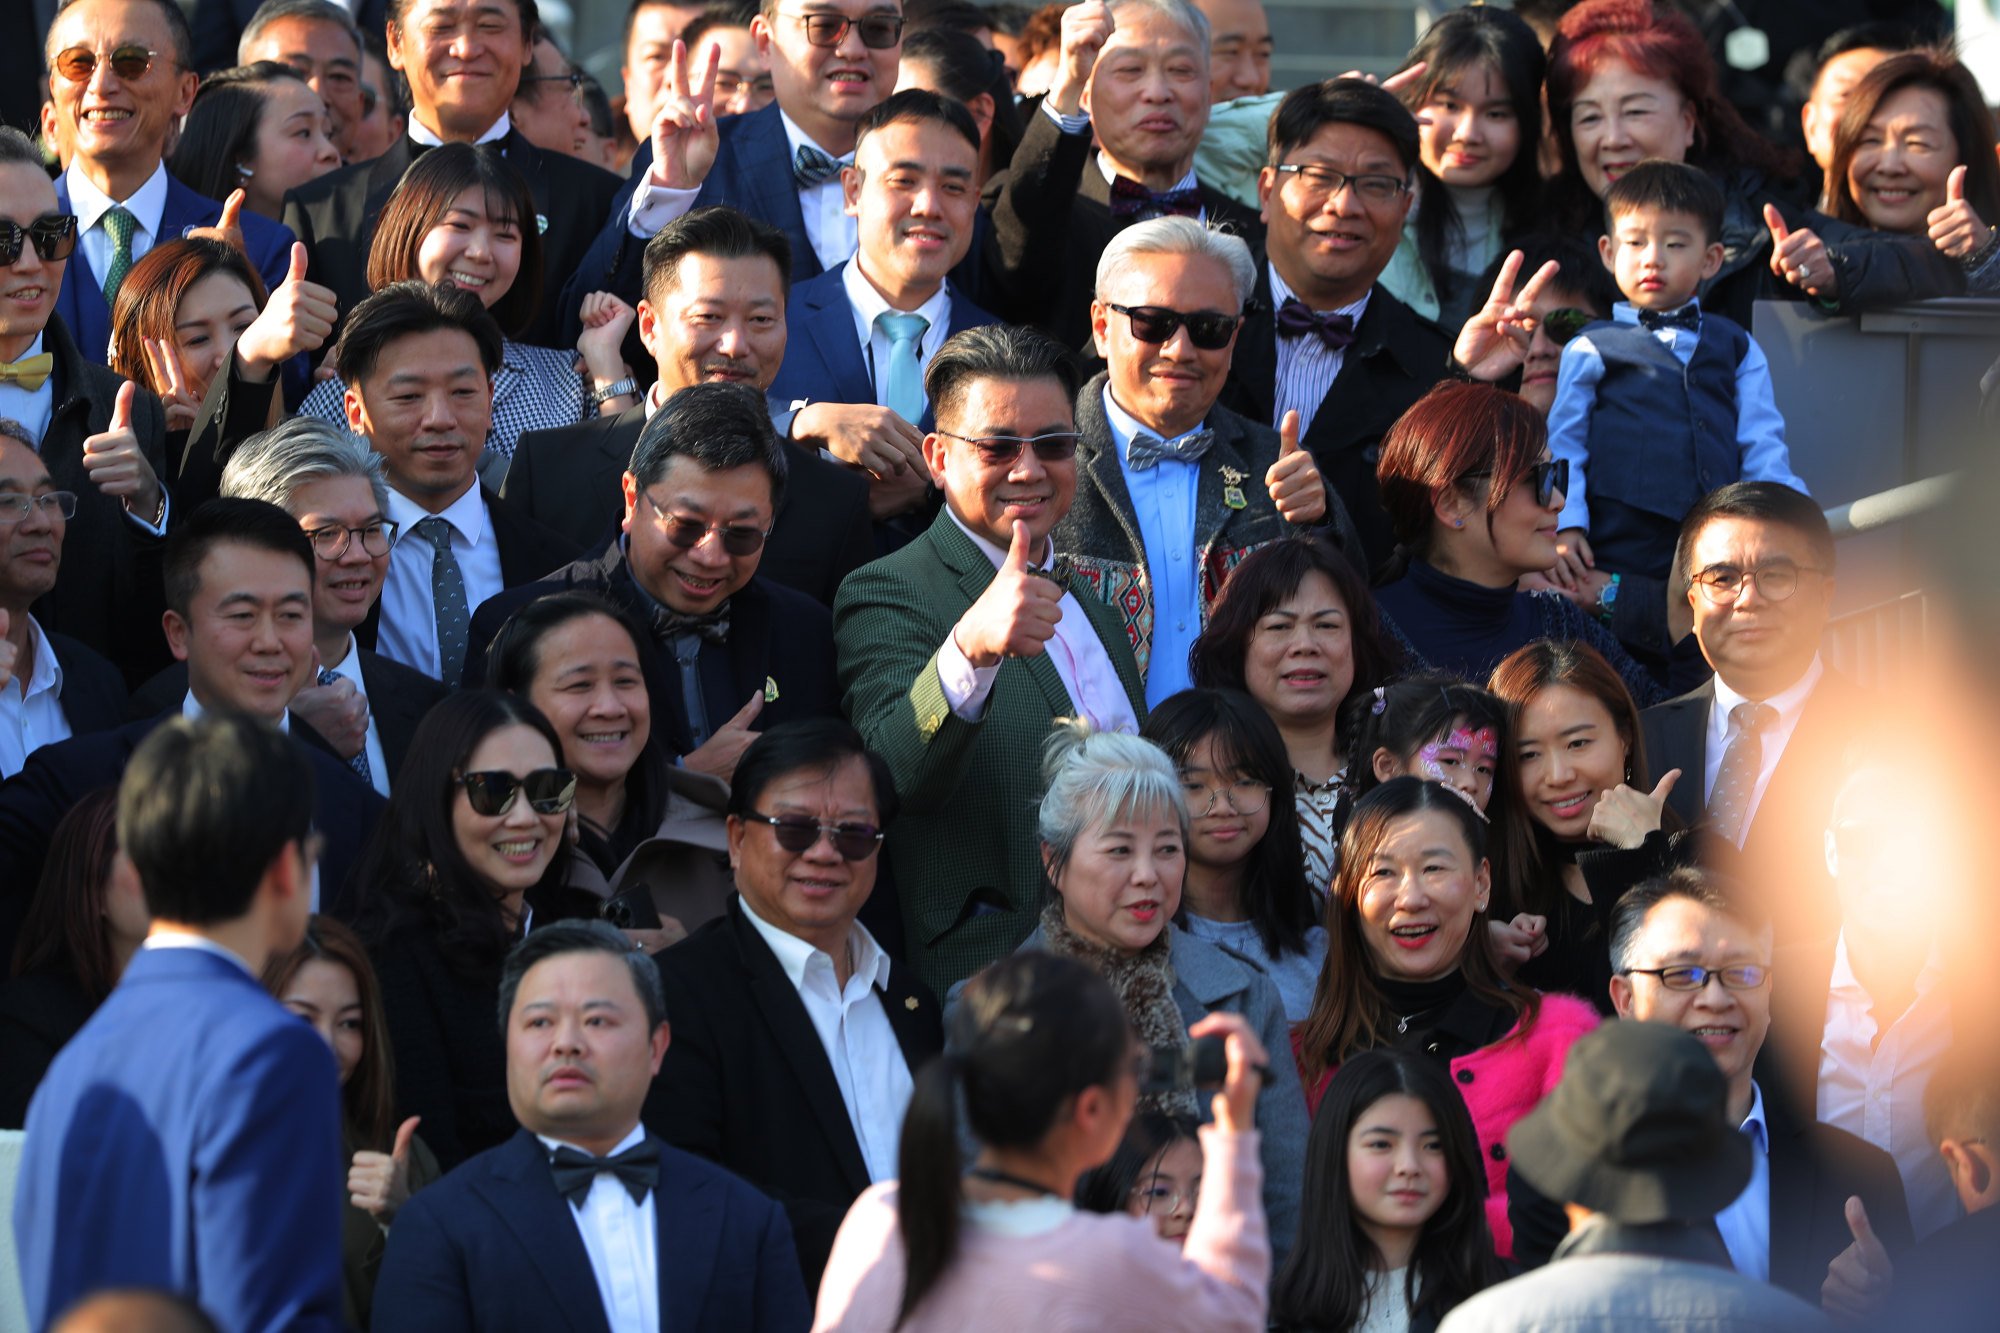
left=840, top=262, right=952, bottom=418
left=534, top=1123, right=659, bottom=1333
left=407, top=111, right=511, bottom=147
left=324, top=633, right=391, bottom=797
left=0, top=333, right=54, bottom=445
left=378, top=485, right=505, bottom=680
left=1100, top=387, right=1199, bottom=708
left=935, top=511, right=1140, bottom=736
left=0, top=613, right=70, bottom=779
left=1702, top=654, right=1823, bottom=837
left=141, top=928, right=255, bottom=976
left=65, top=161, right=171, bottom=306
left=628, top=111, right=857, bottom=271
left=739, top=897, right=912, bottom=1183
left=1268, top=264, right=1368, bottom=441
left=1715, top=1080, right=1772, bottom=1282
left=1817, top=932, right=1960, bottom=1238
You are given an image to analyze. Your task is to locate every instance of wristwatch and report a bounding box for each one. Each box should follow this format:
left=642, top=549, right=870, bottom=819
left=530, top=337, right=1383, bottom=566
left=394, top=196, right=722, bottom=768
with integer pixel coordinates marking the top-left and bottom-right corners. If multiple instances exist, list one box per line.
left=592, top=376, right=638, bottom=406
left=1595, top=572, right=1621, bottom=623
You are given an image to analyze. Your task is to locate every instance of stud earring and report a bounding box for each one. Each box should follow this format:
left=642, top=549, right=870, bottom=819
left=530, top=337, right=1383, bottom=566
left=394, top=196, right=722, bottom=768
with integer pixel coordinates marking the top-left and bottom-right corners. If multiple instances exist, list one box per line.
left=1453, top=519, right=1464, bottom=529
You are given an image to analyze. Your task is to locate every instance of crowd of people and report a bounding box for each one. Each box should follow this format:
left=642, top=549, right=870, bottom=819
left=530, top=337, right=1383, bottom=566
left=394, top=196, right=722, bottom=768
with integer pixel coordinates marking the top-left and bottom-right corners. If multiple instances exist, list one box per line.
left=1, top=0, right=1997, bottom=1328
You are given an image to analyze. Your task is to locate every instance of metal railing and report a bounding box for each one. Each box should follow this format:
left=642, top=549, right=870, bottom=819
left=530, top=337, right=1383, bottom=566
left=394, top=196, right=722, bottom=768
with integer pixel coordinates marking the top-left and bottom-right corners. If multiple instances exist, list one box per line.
left=1821, top=475, right=1955, bottom=684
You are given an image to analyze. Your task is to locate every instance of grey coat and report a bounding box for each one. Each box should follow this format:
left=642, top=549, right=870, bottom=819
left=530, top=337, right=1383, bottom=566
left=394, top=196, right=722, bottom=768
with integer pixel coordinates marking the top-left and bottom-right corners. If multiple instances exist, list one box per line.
left=1437, top=1216, right=1830, bottom=1333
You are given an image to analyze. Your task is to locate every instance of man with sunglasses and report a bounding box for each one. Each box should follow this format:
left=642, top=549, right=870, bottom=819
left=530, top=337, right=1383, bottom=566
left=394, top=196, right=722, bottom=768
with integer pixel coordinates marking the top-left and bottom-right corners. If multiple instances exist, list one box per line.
left=981, top=0, right=1264, bottom=351
left=1508, top=867, right=1912, bottom=1319
left=1221, top=77, right=1451, bottom=573
left=1060, top=217, right=1353, bottom=708
left=1643, top=482, right=1863, bottom=946
left=643, top=719, right=940, bottom=1294
left=474, top=380, right=841, bottom=785
left=334, top=281, right=579, bottom=685
left=835, top=324, right=1147, bottom=994
left=46, top=0, right=299, bottom=367
left=0, top=421, right=130, bottom=779
left=280, top=0, right=622, bottom=348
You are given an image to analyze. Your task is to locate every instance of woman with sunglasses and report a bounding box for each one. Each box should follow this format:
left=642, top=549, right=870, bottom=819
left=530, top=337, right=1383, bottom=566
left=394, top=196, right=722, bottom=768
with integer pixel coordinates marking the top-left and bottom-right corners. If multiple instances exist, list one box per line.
left=353, top=690, right=605, bottom=1170
left=1371, top=382, right=1666, bottom=706
left=298, top=144, right=636, bottom=486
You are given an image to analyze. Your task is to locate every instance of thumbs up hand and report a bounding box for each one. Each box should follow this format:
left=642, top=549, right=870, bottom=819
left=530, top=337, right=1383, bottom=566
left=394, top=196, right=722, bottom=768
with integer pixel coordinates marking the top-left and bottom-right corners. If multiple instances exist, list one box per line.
left=1821, top=1196, right=1895, bottom=1324
left=187, top=188, right=247, bottom=252
left=1926, top=164, right=1993, bottom=261
left=83, top=381, right=162, bottom=524
left=1765, top=203, right=1840, bottom=298
left=349, top=1116, right=422, bottom=1226
left=235, top=242, right=340, bottom=383
left=1265, top=411, right=1326, bottom=524
left=952, top=519, right=1066, bottom=669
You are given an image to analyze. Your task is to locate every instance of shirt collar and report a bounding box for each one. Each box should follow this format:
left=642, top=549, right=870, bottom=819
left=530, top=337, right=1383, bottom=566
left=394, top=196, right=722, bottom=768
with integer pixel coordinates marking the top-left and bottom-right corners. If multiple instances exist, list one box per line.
left=141, top=927, right=255, bottom=976
left=1101, top=384, right=1205, bottom=462
left=325, top=633, right=364, bottom=686
left=945, top=508, right=1059, bottom=576
left=1740, top=1079, right=1770, bottom=1155
left=1829, top=929, right=1948, bottom=1002
left=387, top=480, right=491, bottom=549
left=181, top=687, right=291, bottom=733
left=739, top=893, right=891, bottom=994
left=841, top=260, right=952, bottom=340
left=408, top=110, right=511, bottom=147
left=66, top=161, right=170, bottom=237
left=1096, top=153, right=1197, bottom=196
left=13, top=614, right=62, bottom=702
left=1711, top=653, right=1823, bottom=740
left=534, top=1121, right=647, bottom=1160
left=1613, top=298, right=1703, bottom=327
left=1268, top=262, right=1371, bottom=323
left=775, top=109, right=848, bottom=171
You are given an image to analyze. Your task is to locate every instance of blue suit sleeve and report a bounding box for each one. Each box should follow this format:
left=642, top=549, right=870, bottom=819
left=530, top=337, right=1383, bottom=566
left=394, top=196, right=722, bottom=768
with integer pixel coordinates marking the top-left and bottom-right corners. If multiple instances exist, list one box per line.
left=1732, top=338, right=1804, bottom=493
left=753, top=1198, right=812, bottom=1333
left=1546, top=334, right=1604, bottom=534
left=191, top=1018, right=347, bottom=1333
left=372, top=1186, right=477, bottom=1333
left=557, top=164, right=649, bottom=349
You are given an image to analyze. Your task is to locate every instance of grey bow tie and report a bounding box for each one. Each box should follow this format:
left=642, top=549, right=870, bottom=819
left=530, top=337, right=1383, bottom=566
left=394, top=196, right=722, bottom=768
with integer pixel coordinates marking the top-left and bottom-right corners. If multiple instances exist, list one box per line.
left=1126, top=429, right=1215, bottom=472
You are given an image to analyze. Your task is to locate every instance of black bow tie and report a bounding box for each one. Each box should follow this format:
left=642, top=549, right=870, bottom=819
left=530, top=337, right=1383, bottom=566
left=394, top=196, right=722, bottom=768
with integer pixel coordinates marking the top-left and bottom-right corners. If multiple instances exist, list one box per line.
left=1637, top=305, right=1701, bottom=332
left=549, top=1140, right=660, bottom=1206
left=1276, top=298, right=1357, bottom=350
left=1108, top=175, right=1204, bottom=219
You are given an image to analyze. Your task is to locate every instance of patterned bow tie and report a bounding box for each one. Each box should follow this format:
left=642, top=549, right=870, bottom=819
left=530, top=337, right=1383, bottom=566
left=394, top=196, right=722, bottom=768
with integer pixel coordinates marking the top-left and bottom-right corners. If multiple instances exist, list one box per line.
left=1275, top=298, right=1357, bottom=351
left=653, top=604, right=731, bottom=645
left=794, top=143, right=852, bottom=190
left=0, top=353, right=53, bottom=393
left=1108, top=176, right=1204, bottom=220
left=549, top=1140, right=661, bottom=1206
left=1637, top=305, right=1701, bottom=333
left=1126, top=429, right=1215, bottom=472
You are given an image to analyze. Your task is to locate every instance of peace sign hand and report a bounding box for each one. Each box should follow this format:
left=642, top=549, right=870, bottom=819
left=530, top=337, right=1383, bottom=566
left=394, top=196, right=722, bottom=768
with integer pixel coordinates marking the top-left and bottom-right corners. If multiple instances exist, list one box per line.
left=1455, top=249, right=1560, bottom=383
left=141, top=336, right=199, bottom=432
left=648, top=39, right=722, bottom=192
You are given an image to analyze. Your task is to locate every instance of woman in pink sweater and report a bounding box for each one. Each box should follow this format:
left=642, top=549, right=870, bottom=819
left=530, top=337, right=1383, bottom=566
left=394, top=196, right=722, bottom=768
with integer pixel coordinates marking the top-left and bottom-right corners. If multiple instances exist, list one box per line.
left=812, top=953, right=1271, bottom=1333
left=1292, top=777, right=1599, bottom=1260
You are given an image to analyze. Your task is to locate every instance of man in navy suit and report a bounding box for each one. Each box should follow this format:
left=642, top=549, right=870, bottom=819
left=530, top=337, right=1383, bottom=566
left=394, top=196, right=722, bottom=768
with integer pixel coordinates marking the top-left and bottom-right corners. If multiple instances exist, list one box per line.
left=15, top=710, right=346, bottom=1333
left=769, top=89, right=999, bottom=543
left=374, top=918, right=810, bottom=1333
left=46, top=0, right=296, bottom=366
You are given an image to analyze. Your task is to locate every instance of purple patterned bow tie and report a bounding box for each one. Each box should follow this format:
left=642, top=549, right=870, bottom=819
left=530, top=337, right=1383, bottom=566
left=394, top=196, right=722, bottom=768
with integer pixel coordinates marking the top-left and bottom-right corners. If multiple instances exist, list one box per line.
left=1108, top=175, right=1204, bottom=219
left=1276, top=298, right=1356, bottom=351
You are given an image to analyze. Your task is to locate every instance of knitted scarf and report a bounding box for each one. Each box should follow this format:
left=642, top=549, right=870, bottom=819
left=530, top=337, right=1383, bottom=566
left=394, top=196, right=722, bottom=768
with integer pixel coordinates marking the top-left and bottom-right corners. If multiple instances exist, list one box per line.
left=1038, top=901, right=1200, bottom=1119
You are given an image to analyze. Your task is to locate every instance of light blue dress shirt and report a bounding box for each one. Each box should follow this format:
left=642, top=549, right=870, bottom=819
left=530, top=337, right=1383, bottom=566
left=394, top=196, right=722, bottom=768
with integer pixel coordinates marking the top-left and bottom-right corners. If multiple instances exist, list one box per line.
left=1715, top=1079, right=1773, bottom=1282
left=1101, top=388, right=1201, bottom=708
left=1545, top=300, right=1803, bottom=536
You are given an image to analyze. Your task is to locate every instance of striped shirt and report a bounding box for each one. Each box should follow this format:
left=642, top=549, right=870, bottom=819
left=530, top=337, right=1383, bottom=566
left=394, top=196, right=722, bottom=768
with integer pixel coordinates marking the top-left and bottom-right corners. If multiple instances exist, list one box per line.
left=1269, top=264, right=1369, bottom=440
left=1294, top=768, right=1345, bottom=894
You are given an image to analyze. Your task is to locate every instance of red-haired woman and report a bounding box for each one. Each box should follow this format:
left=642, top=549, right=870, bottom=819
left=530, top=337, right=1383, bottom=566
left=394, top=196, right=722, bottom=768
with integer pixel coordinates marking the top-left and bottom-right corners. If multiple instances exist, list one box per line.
left=1369, top=382, right=1665, bottom=706
left=1545, top=0, right=1962, bottom=320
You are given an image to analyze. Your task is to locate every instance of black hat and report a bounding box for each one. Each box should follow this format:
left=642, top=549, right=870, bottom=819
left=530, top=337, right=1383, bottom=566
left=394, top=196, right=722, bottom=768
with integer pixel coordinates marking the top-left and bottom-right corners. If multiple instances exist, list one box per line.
left=1506, top=1022, right=1752, bottom=1224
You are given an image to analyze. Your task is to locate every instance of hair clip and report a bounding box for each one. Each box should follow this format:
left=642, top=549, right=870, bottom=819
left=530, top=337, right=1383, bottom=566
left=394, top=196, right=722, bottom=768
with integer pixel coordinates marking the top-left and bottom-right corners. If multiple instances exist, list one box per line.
left=1370, top=686, right=1387, bottom=716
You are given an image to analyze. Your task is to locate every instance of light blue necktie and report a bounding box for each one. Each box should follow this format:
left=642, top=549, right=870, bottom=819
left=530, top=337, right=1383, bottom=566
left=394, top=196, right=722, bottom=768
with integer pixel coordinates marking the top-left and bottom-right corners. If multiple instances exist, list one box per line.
left=876, top=311, right=930, bottom=425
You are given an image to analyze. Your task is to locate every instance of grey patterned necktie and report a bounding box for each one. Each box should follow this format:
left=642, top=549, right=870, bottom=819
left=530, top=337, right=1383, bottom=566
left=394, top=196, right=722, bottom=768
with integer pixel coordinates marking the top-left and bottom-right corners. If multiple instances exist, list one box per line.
left=318, top=666, right=374, bottom=784
left=1706, top=701, right=1777, bottom=846
left=1125, top=428, right=1215, bottom=472
left=414, top=516, right=469, bottom=686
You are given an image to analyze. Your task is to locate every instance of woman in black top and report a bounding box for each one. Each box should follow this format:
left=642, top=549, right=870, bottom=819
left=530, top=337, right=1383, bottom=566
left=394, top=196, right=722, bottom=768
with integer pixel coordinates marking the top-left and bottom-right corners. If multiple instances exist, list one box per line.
left=353, top=690, right=602, bottom=1169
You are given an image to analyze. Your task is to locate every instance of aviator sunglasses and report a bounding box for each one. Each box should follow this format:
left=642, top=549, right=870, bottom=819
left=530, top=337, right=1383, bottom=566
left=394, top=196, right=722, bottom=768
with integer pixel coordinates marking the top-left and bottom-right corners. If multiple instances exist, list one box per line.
left=456, top=768, right=578, bottom=817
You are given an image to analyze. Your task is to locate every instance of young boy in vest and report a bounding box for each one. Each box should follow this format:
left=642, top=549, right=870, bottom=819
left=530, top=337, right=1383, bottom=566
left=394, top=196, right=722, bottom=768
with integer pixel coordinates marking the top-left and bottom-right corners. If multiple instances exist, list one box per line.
left=1545, top=160, right=1804, bottom=671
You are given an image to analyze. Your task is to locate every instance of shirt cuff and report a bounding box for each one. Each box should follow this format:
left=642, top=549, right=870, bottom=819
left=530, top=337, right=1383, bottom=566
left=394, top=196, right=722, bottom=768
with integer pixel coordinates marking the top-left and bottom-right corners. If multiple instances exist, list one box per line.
left=937, top=630, right=999, bottom=720
left=1039, top=100, right=1090, bottom=136
left=627, top=176, right=699, bottom=239
left=125, top=490, right=169, bottom=537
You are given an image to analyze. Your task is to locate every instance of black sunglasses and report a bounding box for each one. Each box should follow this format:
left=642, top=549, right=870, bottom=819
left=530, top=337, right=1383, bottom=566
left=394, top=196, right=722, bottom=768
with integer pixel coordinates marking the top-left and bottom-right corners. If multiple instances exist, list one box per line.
left=53, top=44, right=161, bottom=82
left=0, top=216, right=79, bottom=267
left=1463, top=458, right=1568, bottom=509
left=1540, top=307, right=1595, bottom=347
left=789, top=12, right=906, bottom=49
left=935, top=429, right=1080, bottom=468
left=743, top=812, right=884, bottom=861
left=1105, top=303, right=1242, bottom=351
left=457, top=768, right=578, bottom=817
left=641, top=493, right=769, bottom=556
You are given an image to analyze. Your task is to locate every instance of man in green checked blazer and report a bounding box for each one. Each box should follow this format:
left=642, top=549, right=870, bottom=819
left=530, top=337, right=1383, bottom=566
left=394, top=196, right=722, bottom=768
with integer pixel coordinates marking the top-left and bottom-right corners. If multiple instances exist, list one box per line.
left=834, top=327, right=1147, bottom=995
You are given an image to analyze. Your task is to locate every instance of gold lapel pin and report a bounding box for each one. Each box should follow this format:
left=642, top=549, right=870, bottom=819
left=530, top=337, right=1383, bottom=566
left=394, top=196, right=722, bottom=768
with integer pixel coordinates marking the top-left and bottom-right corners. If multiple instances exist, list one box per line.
left=904, top=996, right=920, bottom=1011
left=1220, top=464, right=1248, bottom=511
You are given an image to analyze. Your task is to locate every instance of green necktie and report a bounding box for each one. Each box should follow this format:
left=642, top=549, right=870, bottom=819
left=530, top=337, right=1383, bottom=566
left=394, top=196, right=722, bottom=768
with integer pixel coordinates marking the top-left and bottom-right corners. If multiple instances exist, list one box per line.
left=101, top=205, right=137, bottom=307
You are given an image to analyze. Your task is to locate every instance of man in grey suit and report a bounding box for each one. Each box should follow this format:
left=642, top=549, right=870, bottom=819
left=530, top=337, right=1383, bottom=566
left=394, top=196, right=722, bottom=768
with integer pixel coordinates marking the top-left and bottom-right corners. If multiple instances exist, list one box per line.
left=1057, top=215, right=1358, bottom=708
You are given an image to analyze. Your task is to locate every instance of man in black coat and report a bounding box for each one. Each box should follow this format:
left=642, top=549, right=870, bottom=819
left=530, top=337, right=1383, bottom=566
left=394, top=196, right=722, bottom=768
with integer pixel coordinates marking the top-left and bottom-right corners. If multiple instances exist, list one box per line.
left=470, top=382, right=840, bottom=785
left=981, top=0, right=1265, bottom=352
left=503, top=206, right=873, bottom=605
left=644, top=720, right=941, bottom=1293
left=278, top=0, right=621, bottom=346
left=1214, top=78, right=1451, bottom=575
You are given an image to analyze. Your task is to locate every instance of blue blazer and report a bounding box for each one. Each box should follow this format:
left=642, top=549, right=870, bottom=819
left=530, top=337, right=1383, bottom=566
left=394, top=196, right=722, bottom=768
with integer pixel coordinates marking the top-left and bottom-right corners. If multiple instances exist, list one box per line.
left=766, top=261, right=1001, bottom=433
left=54, top=172, right=296, bottom=368
left=372, top=1127, right=811, bottom=1333
left=14, top=947, right=346, bottom=1333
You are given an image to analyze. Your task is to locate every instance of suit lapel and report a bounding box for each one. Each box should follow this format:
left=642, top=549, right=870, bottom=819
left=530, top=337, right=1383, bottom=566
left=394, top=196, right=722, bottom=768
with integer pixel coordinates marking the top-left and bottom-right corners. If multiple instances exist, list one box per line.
left=1192, top=414, right=1255, bottom=565
left=655, top=1149, right=723, bottom=1331
left=478, top=1132, right=615, bottom=1333
left=1229, top=262, right=1278, bottom=427
left=878, top=963, right=941, bottom=1069
left=743, top=109, right=816, bottom=277
left=802, top=266, right=875, bottom=400
left=1305, top=292, right=1398, bottom=457
left=1658, top=682, right=1713, bottom=827
left=596, top=406, right=647, bottom=468
left=1762, top=1101, right=1815, bottom=1296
